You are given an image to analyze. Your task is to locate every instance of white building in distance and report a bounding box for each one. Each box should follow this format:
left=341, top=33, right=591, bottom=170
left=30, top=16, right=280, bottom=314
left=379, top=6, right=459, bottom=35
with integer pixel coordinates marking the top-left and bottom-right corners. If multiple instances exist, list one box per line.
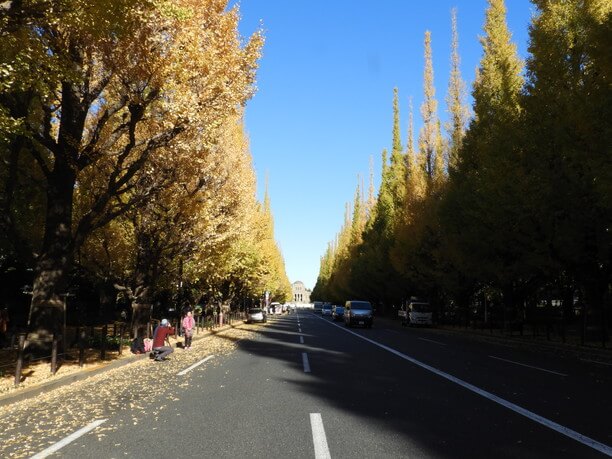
left=291, top=281, right=311, bottom=304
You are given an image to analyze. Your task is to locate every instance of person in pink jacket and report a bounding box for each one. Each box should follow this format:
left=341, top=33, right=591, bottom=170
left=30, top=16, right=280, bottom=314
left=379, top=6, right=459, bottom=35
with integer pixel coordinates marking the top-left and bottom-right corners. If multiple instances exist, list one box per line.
left=182, top=310, right=195, bottom=350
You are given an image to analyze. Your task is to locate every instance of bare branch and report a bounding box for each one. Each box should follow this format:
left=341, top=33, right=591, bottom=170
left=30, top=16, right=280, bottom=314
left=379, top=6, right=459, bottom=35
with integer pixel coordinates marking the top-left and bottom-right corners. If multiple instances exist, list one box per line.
left=78, top=95, right=129, bottom=169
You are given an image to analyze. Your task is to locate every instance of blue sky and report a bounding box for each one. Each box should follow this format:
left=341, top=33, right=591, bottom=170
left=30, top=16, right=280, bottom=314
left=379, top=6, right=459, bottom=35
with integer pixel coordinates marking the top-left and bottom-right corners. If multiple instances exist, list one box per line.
left=235, top=0, right=534, bottom=290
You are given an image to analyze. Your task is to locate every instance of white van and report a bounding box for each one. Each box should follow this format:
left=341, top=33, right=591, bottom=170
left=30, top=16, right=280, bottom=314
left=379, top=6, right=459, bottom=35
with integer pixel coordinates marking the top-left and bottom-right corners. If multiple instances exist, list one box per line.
left=401, top=302, right=432, bottom=326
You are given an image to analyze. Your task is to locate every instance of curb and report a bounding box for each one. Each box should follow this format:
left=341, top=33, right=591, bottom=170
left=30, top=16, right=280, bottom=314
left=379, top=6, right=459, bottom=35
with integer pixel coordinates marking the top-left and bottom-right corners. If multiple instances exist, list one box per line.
left=0, top=322, right=238, bottom=408
left=0, top=352, right=147, bottom=408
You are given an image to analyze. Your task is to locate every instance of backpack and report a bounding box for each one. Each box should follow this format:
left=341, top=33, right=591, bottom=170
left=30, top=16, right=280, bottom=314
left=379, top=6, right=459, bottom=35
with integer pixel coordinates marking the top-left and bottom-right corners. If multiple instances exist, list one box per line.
left=130, top=337, right=145, bottom=354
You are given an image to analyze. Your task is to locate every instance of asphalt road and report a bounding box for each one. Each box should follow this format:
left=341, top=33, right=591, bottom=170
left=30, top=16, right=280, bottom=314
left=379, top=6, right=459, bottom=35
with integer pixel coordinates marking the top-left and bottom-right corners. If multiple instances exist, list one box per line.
left=17, top=311, right=612, bottom=458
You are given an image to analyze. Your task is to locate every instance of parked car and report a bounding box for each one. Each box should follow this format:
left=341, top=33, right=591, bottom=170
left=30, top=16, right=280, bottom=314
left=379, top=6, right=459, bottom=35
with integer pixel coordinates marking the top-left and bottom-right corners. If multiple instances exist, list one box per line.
left=246, top=307, right=266, bottom=324
left=322, top=303, right=333, bottom=316
left=344, top=300, right=373, bottom=328
left=332, top=305, right=344, bottom=321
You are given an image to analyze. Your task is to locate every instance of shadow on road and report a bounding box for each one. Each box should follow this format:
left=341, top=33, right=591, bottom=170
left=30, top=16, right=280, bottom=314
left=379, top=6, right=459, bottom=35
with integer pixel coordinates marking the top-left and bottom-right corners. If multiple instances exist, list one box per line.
left=210, top=313, right=606, bottom=459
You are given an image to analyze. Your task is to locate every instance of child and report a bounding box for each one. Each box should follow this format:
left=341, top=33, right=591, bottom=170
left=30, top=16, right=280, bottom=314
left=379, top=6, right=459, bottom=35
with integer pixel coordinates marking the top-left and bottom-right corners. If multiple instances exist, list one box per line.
left=182, top=310, right=195, bottom=350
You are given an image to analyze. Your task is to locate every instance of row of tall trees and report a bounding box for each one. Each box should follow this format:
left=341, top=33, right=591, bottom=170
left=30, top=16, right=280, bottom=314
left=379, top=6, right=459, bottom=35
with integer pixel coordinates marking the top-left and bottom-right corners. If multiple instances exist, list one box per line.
left=312, top=0, right=610, bottom=337
left=0, top=0, right=291, bottom=349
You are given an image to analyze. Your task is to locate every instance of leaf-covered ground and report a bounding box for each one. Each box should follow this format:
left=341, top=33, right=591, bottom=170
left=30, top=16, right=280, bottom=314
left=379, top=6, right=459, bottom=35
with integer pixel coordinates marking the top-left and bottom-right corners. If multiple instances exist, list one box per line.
left=0, top=324, right=258, bottom=458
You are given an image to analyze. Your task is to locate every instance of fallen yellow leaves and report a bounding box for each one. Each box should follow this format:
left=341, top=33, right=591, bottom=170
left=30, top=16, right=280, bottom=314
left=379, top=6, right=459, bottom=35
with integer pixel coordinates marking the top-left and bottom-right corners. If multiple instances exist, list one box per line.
left=0, top=325, right=256, bottom=458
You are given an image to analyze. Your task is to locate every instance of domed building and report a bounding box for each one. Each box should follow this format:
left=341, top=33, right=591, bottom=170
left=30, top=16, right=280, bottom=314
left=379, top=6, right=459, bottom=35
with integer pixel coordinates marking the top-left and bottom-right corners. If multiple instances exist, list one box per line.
left=291, top=281, right=311, bottom=304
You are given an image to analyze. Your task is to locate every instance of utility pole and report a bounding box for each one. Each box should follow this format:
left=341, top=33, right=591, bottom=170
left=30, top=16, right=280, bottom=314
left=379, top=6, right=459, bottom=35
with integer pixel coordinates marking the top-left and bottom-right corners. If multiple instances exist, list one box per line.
left=177, top=258, right=183, bottom=336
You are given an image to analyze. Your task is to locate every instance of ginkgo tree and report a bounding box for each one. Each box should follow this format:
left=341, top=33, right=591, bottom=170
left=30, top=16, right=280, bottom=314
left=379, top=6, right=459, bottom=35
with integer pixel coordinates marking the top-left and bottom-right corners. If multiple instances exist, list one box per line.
left=0, top=0, right=263, bottom=350
left=315, top=0, right=610, bottom=342
left=520, top=0, right=611, bottom=337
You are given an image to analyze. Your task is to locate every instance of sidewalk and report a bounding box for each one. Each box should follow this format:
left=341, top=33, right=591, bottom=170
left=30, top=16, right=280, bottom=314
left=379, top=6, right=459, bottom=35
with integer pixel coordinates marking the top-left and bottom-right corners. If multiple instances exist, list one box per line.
left=0, top=322, right=236, bottom=408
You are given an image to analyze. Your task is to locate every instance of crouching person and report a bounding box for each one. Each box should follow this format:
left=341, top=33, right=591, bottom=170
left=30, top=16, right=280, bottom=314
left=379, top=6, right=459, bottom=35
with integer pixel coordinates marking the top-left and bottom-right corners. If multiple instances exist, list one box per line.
left=152, top=319, right=175, bottom=361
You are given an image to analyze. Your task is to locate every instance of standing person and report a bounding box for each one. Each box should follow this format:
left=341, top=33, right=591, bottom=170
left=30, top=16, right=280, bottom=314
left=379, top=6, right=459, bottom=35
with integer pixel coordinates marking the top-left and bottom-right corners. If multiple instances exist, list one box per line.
left=182, top=310, right=195, bottom=350
left=152, top=319, right=175, bottom=361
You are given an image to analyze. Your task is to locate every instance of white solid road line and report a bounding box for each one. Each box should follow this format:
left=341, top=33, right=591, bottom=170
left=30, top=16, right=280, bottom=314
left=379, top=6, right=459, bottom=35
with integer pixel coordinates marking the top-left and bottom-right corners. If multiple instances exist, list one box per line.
left=489, top=355, right=568, bottom=377
left=300, top=336, right=304, bottom=344
left=418, top=337, right=447, bottom=346
left=302, top=352, right=311, bottom=373
left=317, top=315, right=612, bottom=457
left=177, top=355, right=215, bottom=376
left=310, top=413, right=332, bottom=459
left=30, top=419, right=107, bottom=459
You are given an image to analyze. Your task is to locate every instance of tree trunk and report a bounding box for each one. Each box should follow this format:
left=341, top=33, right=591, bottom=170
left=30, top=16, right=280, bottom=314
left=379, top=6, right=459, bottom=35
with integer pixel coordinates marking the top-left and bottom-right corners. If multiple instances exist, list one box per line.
left=130, top=232, right=161, bottom=337
left=98, top=281, right=116, bottom=324
left=26, top=77, right=88, bottom=353
left=131, top=279, right=153, bottom=338
left=131, top=302, right=152, bottom=338
left=584, top=278, right=608, bottom=348
left=27, top=159, right=76, bottom=353
left=502, top=285, right=514, bottom=333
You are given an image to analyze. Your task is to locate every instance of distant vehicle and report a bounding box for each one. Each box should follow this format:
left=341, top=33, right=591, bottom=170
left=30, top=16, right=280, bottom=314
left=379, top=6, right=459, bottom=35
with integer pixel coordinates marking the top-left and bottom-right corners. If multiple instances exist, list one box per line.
left=270, top=302, right=282, bottom=314
left=322, top=303, right=333, bottom=316
left=246, top=308, right=266, bottom=324
left=332, top=305, right=344, bottom=321
left=401, top=301, right=432, bottom=326
left=344, top=300, right=373, bottom=328
left=313, top=302, right=323, bottom=313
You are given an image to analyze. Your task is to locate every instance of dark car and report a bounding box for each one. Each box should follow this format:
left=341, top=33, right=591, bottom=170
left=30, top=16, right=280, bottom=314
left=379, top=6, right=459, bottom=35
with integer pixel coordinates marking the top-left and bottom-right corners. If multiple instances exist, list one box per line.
left=332, top=305, right=344, bottom=321
left=344, top=300, right=373, bottom=328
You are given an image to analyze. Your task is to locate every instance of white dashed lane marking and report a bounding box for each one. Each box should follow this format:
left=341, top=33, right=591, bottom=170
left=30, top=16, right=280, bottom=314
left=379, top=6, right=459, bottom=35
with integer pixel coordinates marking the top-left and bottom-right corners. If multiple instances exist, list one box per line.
left=30, top=419, right=108, bottom=459
left=302, top=352, right=311, bottom=373
left=177, top=355, right=215, bottom=376
left=489, top=355, right=567, bottom=377
left=310, top=413, right=331, bottom=459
